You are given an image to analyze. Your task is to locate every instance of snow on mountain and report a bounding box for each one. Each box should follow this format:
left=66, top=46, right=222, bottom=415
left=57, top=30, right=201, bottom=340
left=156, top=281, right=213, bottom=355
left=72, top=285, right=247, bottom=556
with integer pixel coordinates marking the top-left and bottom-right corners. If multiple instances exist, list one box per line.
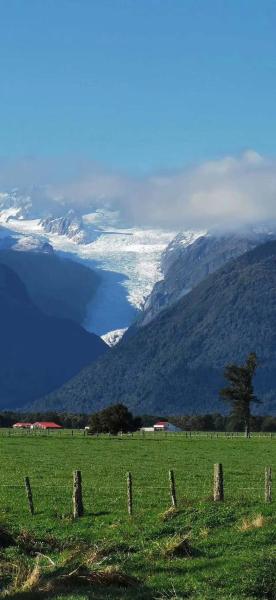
left=101, top=328, right=127, bottom=346
left=140, top=226, right=276, bottom=327
left=12, top=236, right=54, bottom=253
left=40, top=210, right=87, bottom=243
left=0, top=190, right=177, bottom=335
left=162, top=230, right=206, bottom=271
left=0, top=190, right=32, bottom=221
left=47, top=223, right=176, bottom=334
left=2, top=188, right=276, bottom=340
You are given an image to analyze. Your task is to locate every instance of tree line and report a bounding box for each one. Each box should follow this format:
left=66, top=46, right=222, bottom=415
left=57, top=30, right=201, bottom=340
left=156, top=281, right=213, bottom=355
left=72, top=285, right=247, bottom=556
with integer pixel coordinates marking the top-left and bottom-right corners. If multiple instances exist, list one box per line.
left=1, top=408, right=276, bottom=433
left=0, top=352, right=274, bottom=434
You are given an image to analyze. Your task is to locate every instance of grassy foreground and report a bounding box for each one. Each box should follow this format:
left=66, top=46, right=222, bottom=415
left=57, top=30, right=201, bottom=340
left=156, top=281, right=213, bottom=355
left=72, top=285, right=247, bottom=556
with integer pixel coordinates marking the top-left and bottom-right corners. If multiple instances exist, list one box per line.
left=0, top=432, right=275, bottom=599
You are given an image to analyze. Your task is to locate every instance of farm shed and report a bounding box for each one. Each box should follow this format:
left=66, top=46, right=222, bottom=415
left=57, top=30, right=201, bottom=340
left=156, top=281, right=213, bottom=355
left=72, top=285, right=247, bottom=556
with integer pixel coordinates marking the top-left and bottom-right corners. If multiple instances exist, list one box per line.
left=12, top=422, right=32, bottom=429
left=31, top=422, right=63, bottom=430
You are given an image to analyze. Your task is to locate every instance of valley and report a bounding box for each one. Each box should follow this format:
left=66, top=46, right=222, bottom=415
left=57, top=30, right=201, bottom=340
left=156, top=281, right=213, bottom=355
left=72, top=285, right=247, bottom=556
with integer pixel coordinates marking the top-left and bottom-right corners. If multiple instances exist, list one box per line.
left=37, top=240, right=276, bottom=416
left=0, top=195, right=177, bottom=337
left=2, top=191, right=276, bottom=417
left=2, top=5, right=275, bottom=600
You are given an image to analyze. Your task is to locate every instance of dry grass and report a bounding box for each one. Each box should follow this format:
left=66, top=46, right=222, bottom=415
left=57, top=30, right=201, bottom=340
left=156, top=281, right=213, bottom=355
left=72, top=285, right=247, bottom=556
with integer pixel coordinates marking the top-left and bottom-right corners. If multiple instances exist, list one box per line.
left=161, top=534, right=196, bottom=559
left=20, top=560, right=41, bottom=592
left=2, top=556, right=38, bottom=595
left=160, top=507, right=179, bottom=522
left=199, top=527, right=209, bottom=538
left=2, top=561, right=137, bottom=595
left=0, top=525, right=62, bottom=555
left=40, top=565, right=138, bottom=593
left=0, top=526, right=139, bottom=597
left=238, top=514, right=266, bottom=532
left=16, top=529, right=62, bottom=554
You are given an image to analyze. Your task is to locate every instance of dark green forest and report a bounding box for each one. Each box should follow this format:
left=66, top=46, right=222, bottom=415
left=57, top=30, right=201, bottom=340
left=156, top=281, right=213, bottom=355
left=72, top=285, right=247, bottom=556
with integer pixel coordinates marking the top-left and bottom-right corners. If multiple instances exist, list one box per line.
left=0, top=262, right=106, bottom=409
left=35, top=241, right=276, bottom=415
left=0, top=249, right=100, bottom=324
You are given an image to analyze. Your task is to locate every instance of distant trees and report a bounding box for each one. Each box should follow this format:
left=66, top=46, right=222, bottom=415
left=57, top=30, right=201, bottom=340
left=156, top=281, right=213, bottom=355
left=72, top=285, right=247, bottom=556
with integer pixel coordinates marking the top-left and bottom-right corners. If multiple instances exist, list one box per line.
left=170, top=413, right=225, bottom=432
left=0, top=411, right=87, bottom=429
left=2, top=404, right=276, bottom=433
left=88, top=404, right=141, bottom=435
left=220, top=352, right=260, bottom=437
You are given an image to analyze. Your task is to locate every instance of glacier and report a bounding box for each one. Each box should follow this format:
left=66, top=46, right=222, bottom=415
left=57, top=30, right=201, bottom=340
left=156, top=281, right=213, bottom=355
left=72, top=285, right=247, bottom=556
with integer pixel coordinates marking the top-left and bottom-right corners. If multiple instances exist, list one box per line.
left=0, top=198, right=178, bottom=336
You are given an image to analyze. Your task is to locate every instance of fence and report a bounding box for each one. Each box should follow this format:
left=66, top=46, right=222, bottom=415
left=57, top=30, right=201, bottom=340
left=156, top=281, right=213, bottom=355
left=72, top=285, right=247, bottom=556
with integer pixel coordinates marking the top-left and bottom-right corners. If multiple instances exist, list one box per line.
left=0, top=428, right=276, bottom=438
left=7, top=464, right=273, bottom=519
left=1, top=432, right=275, bottom=520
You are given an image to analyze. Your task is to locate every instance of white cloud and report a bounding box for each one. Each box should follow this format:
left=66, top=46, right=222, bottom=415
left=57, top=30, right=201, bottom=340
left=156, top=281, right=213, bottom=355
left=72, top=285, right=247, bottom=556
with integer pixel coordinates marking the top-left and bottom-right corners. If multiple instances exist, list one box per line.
left=0, top=151, right=276, bottom=230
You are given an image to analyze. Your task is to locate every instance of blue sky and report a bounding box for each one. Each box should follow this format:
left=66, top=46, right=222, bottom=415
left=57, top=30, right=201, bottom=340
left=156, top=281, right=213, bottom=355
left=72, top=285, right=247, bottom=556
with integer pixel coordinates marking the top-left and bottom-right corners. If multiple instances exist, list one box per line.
left=1, top=0, right=276, bottom=173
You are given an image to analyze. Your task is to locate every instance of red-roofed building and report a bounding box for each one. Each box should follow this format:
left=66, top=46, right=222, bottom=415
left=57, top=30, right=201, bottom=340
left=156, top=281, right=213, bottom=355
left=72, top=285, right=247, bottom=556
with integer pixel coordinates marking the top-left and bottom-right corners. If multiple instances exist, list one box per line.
left=31, top=422, right=63, bottom=430
left=13, top=422, right=32, bottom=429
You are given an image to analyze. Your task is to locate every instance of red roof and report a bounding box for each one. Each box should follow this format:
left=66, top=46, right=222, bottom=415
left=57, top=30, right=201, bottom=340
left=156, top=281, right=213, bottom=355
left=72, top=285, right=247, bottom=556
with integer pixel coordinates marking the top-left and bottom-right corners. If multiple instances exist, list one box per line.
left=33, top=422, right=63, bottom=429
left=154, top=421, right=168, bottom=426
left=13, top=422, right=32, bottom=427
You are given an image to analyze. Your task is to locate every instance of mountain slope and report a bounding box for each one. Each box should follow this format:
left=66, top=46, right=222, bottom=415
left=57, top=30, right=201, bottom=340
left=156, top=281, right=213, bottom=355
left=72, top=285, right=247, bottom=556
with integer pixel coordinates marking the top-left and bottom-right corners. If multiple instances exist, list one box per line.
left=0, top=249, right=100, bottom=325
left=0, top=264, right=107, bottom=409
left=40, top=210, right=86, bottom=243
left=140, top=230, right=276, bottom=326
left=36, top=241, right=276, bottom=415
left=0, top=189, right=176, bottom=335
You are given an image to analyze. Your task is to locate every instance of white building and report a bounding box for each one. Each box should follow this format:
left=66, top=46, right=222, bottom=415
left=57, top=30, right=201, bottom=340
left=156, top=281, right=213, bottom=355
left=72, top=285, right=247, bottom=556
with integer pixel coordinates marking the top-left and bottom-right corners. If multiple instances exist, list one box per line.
left=140, top=426, right=155, bottom=433
left=140, top=421, right=182, bottom=433
left=153, top=421, right=182, bottom=432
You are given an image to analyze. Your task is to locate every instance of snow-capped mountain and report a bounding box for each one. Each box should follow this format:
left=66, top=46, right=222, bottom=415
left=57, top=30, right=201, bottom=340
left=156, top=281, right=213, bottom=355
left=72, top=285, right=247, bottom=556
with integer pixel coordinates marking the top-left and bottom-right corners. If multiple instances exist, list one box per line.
left=0, top=189, right=32, bottom=221
left=0, top=188, right=177, bottom=337
left=40, top=210, right=87, bottom=243
left=2, top=187, right=276, bottom=345
left=140, top=227, right=276, bottom=326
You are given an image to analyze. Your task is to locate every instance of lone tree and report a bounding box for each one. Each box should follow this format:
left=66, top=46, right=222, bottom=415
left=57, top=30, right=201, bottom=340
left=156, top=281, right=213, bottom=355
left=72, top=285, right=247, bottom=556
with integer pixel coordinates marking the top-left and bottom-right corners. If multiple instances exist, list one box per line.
left=89, top=404, right=141, bottom=435
left=219, top=352, right=260, bottom=437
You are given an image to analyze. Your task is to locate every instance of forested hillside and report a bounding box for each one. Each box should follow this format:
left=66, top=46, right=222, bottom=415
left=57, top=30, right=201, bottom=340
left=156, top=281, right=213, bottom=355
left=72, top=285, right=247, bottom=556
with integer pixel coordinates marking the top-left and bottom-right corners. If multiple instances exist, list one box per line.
left=36, top=241, right=276, bottom=415
left=0, top=263, right=107, bottom=409
left=140, top=230, right=275, bottom=325
left=0, top=249, right=100, bottom=324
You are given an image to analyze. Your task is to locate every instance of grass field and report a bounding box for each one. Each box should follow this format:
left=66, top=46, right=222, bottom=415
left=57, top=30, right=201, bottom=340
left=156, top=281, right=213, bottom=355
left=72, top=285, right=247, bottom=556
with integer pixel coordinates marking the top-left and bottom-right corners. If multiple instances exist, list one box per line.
left=0, top=432, right=276, bottom=599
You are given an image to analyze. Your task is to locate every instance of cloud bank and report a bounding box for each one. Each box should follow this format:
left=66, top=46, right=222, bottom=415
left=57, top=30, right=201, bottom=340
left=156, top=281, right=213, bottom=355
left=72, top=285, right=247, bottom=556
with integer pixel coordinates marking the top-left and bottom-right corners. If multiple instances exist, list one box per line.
left=1, top=151, right=276, bottom=230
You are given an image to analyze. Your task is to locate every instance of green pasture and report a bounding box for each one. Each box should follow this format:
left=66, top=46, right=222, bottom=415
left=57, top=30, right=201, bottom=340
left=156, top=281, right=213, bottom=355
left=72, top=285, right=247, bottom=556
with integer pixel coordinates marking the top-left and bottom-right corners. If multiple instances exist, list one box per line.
left=0, top=433, right=275, bottom=599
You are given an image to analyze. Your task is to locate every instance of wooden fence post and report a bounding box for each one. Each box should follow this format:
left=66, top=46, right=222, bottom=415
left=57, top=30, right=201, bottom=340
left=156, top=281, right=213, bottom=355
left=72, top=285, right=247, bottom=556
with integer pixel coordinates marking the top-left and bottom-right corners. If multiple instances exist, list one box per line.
left=265, top=467, right=272, bottom=503
left=24, top=476, right=34, bottom=515
left=169, top=469, right=177, bottom=507
left=213, top=463, right=224, bottom=501
left=127, top=472, right=133, bottom=515
left=73, top=470, right=84, bottom=518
